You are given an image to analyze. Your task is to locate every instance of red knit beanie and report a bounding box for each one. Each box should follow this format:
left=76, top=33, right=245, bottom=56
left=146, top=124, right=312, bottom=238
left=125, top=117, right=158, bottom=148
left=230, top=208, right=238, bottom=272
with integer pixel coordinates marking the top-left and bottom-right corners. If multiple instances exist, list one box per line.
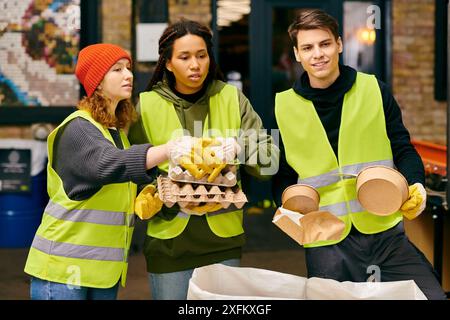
left=75, top=43, right=131, bottom=97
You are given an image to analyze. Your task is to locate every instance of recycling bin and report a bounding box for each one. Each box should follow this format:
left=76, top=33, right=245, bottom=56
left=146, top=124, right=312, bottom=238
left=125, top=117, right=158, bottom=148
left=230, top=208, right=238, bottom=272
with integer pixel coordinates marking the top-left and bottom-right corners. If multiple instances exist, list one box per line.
left=0, top=139, right=48, bottom=248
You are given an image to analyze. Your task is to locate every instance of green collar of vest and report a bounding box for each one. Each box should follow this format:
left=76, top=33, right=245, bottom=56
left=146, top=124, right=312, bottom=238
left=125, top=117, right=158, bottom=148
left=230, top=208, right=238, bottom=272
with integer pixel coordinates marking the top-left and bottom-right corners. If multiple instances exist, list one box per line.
left=152, top=80, right=227, bottom=108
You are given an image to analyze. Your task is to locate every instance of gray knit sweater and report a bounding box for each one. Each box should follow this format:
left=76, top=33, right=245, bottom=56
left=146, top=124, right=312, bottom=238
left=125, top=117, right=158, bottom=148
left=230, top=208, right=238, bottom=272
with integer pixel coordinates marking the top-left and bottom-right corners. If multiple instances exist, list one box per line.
left=53, top=117, right=155, bottom=201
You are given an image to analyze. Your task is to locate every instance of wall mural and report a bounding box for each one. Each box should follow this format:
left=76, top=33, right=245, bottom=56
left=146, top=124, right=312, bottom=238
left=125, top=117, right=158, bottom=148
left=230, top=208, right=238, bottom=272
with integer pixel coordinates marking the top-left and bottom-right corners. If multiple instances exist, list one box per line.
left=0, top=0, right=80, bottom=107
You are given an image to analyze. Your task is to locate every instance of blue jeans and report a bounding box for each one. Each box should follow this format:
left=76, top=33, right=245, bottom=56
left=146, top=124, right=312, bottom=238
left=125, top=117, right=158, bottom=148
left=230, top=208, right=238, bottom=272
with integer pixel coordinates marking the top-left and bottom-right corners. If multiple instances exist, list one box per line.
left=30, top=277, right=119, bottom=300
left=149, top=259, right=240, bottom=300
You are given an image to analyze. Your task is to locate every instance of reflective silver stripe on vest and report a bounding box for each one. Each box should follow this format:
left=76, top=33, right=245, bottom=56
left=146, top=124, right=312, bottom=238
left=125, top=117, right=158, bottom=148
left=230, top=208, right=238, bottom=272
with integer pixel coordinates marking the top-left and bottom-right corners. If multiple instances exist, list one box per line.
left=297, top=159, right=394, bottom=188
left=349, top=199, right=365, bottom=213
left=319, top=200, right=365, bottom=216
left=177, top=212, right=191, bottom=218
left=319, top=202, right=348, bottom=216
left=45, top=201, right=128, bottom=226
left=297, top=168, right=340, bottom=189
left=31, top=235, right=124, bottom=262
left=127, top=214, right=136, bottom=227
left=341, top=159, right=394, bottom=176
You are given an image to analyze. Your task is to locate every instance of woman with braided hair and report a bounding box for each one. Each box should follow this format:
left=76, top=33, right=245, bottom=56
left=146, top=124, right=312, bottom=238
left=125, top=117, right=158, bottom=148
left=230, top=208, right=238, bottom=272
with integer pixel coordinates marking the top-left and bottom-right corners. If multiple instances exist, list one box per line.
left=129, top=19, right=279, bottom=300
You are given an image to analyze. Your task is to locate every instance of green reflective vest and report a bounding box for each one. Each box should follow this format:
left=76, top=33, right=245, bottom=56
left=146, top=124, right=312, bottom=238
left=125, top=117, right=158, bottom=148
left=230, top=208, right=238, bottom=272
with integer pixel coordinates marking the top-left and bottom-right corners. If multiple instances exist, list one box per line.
left=139, top=84, right=244, bottom=239
left=24, top=110, right=137, bottom=288
left=275, top=72, right=403, bottom=248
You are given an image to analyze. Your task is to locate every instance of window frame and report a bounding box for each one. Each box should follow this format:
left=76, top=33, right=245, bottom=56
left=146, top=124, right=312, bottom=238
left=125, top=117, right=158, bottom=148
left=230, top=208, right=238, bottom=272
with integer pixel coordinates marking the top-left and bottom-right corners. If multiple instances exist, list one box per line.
left=435, top=0, right=448, bottom=101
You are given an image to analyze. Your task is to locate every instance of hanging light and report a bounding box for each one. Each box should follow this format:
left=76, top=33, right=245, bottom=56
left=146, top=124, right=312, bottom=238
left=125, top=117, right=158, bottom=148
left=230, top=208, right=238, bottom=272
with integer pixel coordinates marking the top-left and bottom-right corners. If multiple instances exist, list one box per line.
left=357, top=27, right=376, bottom=45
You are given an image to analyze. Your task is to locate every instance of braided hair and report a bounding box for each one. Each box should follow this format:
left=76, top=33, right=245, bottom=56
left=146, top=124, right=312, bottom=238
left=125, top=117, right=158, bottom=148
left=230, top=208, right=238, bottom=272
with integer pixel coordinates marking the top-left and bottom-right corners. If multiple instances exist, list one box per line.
left=146, top=19, right=224, bottom=91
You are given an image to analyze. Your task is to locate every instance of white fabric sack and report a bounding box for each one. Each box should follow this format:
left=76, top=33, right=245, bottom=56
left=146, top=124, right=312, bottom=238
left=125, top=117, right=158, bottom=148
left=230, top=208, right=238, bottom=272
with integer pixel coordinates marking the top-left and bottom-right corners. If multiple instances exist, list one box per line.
left=306, top=277, right=427, bottom=300
left=187, top=264, right=427, bottom=300
left=187, top=264, right=307, bottom=300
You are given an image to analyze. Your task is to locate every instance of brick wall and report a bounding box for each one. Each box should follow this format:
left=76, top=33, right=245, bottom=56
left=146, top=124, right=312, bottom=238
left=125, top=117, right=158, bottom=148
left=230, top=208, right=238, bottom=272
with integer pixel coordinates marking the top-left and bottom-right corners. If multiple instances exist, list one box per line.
left=101, top=0, right=133, bottom=51
left=392, top=0, right=446, bottom=145
left=0, top=127, right=32, bottom=139
left=168, top=0, right=211, bottom=25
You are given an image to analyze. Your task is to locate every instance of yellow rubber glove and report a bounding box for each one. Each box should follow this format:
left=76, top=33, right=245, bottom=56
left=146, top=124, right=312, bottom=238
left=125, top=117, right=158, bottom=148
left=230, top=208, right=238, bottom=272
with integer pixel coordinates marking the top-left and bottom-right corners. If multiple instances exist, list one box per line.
left=183, top=203, right=223, bottom=215
left=134, top=185, right=163, bottom=220
left=400, top=183, right=427, bottom=220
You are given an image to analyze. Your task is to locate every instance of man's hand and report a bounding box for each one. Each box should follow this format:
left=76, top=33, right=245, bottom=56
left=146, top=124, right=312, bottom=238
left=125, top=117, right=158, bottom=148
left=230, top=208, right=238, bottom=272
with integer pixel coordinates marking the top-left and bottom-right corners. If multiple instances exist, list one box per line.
left=400, top=183, right=427, bottom=220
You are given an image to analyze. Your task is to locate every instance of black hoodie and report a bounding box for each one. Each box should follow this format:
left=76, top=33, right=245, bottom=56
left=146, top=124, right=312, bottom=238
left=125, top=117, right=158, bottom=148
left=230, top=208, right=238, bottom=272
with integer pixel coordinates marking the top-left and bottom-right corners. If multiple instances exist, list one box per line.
left=272, top=65, right=425, bottom=206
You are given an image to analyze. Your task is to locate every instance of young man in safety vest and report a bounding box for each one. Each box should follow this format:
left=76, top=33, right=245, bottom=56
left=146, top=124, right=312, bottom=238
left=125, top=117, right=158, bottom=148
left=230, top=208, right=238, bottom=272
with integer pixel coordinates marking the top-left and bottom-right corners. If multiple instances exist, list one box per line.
left=273, top=9, right=446, bottom=300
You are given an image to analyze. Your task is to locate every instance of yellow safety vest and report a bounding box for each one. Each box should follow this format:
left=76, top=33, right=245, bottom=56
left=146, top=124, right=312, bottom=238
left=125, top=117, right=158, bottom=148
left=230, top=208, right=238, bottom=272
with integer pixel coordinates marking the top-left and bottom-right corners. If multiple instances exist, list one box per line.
left=139, top=84, right=244, bottom=239
left=275, top=72, right=402, bottom=248
left=24, top=110, right=137, bottom=288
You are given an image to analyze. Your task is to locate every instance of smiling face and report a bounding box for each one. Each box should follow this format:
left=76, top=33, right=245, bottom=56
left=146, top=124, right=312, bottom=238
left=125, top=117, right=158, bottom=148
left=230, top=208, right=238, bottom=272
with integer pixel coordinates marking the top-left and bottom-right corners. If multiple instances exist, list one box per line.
left=293, top=28, right=343, bottom=89
left=166, top=34, right=210, bottom=94
left=99, top=58, right=133, bottom=107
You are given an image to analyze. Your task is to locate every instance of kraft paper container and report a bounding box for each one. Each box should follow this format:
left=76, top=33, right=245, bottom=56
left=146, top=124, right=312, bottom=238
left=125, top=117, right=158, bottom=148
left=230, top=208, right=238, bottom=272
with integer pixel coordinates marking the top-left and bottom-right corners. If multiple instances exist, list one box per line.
left=356, top=166, right=409, bottom=216
left=281, top=184, right=320, bottom=214
left=272, top=208, right=345, bottom=245
left=272, top=208, right=304, bottom=246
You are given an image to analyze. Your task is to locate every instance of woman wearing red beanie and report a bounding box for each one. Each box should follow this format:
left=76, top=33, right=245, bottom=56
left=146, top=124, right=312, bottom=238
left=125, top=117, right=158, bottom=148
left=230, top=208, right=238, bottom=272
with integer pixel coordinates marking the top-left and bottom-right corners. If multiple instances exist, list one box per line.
left=24, top=43, right=172, bottom=300
left=129, top=19, right=279, bottom=300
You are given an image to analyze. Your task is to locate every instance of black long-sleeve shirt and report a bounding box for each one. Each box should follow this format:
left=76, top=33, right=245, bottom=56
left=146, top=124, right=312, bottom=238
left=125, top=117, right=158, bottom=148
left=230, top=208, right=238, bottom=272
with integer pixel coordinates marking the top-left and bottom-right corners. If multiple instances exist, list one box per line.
left=272, top=65, right=425, bottom=206
left=53, top=117, right=155, bottom=201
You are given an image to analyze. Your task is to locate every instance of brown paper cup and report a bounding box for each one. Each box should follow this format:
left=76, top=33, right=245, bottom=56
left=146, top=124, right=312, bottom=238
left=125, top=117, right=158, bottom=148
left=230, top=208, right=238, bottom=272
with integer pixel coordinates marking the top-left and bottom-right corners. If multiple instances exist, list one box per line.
left=356, top=166, right=409, bottom=216
left=281, top=184, right=320, bottom=214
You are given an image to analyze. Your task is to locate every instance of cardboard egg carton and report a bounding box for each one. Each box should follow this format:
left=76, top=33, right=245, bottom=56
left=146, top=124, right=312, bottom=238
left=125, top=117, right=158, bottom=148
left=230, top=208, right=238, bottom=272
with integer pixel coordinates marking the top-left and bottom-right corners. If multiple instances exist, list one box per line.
left=168, top=164, right=238, bottom=187
left=157, top=175, right=247, bottom=209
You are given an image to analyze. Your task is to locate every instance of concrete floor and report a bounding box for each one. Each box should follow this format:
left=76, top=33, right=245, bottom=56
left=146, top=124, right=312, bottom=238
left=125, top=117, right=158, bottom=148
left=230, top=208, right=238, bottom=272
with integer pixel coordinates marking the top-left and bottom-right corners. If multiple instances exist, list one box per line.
left=0, top=208, right=307, bottom=300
